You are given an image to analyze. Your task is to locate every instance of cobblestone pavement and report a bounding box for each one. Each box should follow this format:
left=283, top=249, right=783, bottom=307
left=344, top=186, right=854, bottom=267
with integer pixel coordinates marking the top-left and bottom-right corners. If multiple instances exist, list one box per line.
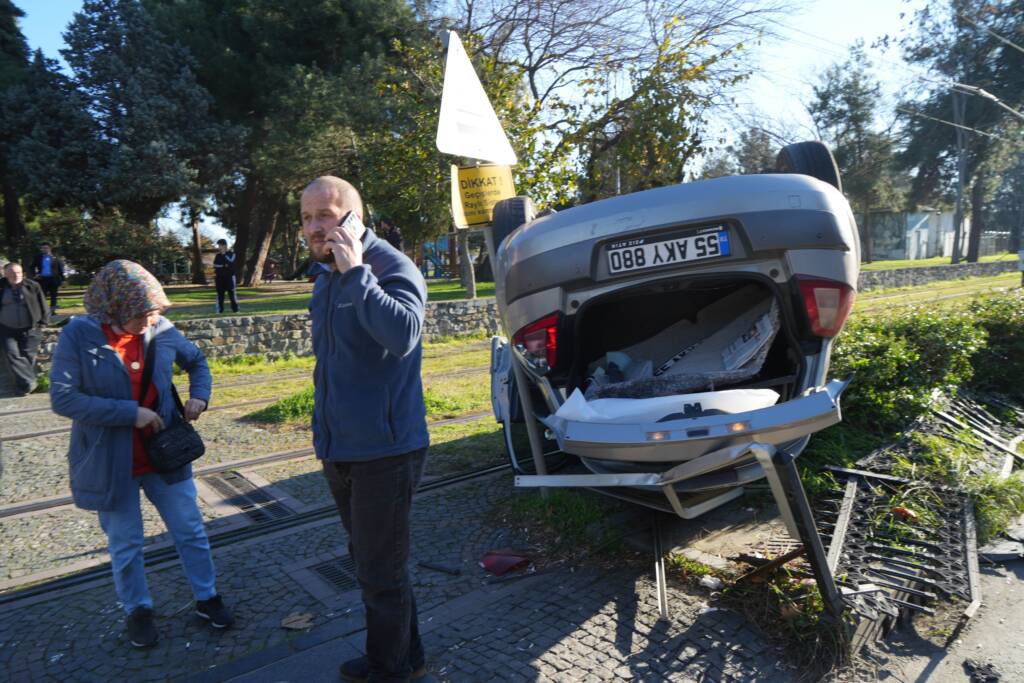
left=250, top=457, right=326, bottom=507
left=425, top=567, right=793, bottom=683
left=0, top=497, right=227, bottom=582
left=0, top=409, right=312, bottom=506
left=1, top=465, right=799, bottom=683
left=0, top=474, right=530, bottom=681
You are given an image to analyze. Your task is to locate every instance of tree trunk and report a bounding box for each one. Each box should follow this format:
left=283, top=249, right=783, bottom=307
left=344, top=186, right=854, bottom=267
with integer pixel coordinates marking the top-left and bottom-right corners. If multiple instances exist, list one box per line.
left=188, top=204, right=207, bottom=285
left=231, top=178, right=260, bottom=280
left=244, top=199, right=280, bottom=287
left=966, top=179, right=984, bottom=263
left=2, top=176, right=27, bottom=250
left=286, top=225, right=301, bottom=277
left=861, top=205, right=874, bottom=263
left=1010, top=197, right=1023, bottom=254
left=457, top=228, right=476, bottom=298
left=447, top=232, right=457, bottom=280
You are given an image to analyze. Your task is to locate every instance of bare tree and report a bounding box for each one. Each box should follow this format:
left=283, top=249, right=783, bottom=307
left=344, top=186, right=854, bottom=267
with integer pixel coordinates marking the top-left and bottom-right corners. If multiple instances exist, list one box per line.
left=451, top=0, right=792, bottom=110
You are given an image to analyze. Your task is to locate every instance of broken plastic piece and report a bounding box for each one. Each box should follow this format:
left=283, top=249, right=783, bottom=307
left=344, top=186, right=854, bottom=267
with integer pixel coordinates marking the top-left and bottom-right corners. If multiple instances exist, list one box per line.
left=699, top=576, right=724, bottom=590
left=890, top=506, right=919, bottom=522
left=480, top=549, right=532, bottom=576
left=281, top=612, right=316, bottom=630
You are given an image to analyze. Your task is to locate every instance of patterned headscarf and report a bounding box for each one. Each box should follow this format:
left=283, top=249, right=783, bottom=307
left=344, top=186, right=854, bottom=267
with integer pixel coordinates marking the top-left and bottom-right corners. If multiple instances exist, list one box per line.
left=83, top=260, right=171, bottom=325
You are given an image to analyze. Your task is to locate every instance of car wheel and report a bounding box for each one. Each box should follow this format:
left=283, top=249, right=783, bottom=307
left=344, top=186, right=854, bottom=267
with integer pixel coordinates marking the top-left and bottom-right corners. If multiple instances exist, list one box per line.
left=775, top=141, right=842, bottom=192
left=491, top=196, right=537, bottom=249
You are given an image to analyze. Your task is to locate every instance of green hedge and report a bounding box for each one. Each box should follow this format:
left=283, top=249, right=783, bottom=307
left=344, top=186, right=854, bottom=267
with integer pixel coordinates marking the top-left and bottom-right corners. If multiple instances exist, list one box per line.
left=969, top=288, right=1024, bottom=401
left=831, top=307, right=988, bottom=430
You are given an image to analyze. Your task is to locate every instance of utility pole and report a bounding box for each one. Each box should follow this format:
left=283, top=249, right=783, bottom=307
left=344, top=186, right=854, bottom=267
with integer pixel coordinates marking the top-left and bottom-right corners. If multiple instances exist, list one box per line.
left=951, top=90, right=967, bottom=265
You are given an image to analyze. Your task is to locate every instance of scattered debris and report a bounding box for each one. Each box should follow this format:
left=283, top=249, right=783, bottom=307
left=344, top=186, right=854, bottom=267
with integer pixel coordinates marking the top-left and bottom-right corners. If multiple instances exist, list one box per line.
left=699, top=576, right=724, bottom=590
left=963, top=657, right=1002, bottom=682
left=280, top=612, right=316, bottom=630
left=479, top=549, right=532, bottom=577
left=418, top=561, right=462, bottom=576
left=889, top=506, right=919, bottom=522
left=978, top=539, right=1024, bottom=564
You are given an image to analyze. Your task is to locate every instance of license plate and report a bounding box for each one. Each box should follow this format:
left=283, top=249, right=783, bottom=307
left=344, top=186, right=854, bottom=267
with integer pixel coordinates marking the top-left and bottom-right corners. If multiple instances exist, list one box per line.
left=607, top=228, right=730, bottom=275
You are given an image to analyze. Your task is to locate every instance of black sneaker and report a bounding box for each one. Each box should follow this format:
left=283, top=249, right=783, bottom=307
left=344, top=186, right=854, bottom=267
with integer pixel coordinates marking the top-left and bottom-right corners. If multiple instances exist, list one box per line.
left=195, top=595, right=234, bottom=629
left=339, top=656, right=427, bottom=682
left=126, top=607, right=158, bottom=648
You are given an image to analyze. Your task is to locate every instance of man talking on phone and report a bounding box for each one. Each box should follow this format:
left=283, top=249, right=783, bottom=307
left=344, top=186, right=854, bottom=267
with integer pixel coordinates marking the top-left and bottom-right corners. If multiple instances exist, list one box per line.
left=301, top=176, right=429, bottom=683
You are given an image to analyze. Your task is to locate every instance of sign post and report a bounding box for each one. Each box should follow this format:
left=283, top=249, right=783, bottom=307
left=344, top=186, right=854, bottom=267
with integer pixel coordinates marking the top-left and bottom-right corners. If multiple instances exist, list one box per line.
left=450, top=164, right=516, bottom=229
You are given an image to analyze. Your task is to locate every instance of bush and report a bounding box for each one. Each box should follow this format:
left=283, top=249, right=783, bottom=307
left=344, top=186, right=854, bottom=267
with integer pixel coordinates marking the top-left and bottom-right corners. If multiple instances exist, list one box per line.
left=969, top=289, right=1024, bottom=400
left=831, top=307, right=987, bottom=430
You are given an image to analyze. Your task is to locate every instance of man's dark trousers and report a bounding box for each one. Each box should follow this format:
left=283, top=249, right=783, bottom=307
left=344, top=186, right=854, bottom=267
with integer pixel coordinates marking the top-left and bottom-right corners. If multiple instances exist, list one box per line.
left=215, top=276, right=239, bottom=313
left=0, top=323, right=41, bottom=393
left=37, top=276, right=59, bottom=311
left=323, top=449, right=427, bottom=683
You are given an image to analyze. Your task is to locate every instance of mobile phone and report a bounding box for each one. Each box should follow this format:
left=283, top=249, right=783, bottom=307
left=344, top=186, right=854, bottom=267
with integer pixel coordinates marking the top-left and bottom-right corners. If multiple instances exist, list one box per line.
left=316, top=212, right=364, bottom=263
left=338, top=211, right=363, bottom=236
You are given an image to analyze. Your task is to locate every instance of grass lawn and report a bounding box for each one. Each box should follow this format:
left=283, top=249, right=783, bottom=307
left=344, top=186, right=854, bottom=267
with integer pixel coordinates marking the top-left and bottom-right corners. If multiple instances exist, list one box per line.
left=859, top=252, right=1017, bottom=271
left=52, top=279, right=496, bottom=320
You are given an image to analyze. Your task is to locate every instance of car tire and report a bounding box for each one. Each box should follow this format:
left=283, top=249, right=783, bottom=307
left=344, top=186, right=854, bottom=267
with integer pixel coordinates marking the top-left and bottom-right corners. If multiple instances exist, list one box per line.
left=491, top=196, right=537, bottom=249
left=775, top=141, right=842, bottom=192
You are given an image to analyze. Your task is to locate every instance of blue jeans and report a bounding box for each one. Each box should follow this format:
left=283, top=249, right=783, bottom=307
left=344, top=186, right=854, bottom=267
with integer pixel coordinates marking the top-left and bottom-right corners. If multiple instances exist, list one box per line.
left=98, top=474, right=217, bottom=613
left=323, top=449, right=428, bottom=683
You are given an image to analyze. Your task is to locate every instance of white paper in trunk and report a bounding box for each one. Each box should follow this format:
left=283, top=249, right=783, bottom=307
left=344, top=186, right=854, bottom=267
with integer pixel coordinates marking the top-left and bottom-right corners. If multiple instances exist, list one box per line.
left=556, top=387, right=780, bottom=424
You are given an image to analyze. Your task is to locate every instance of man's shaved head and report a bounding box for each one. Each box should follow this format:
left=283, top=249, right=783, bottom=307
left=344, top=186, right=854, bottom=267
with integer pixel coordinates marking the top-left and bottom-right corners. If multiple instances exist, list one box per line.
left=301, top=176, right=363, bottom=220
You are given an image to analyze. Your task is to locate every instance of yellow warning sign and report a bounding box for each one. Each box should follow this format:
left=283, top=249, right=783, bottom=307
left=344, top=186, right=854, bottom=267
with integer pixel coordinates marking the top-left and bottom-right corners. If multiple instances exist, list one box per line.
left=451, top=164, right=516, bottom=228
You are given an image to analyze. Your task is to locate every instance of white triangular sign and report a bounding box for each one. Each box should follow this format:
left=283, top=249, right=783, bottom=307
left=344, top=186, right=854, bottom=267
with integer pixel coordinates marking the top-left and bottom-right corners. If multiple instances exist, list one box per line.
left=436, top=31, right=518, bottom=165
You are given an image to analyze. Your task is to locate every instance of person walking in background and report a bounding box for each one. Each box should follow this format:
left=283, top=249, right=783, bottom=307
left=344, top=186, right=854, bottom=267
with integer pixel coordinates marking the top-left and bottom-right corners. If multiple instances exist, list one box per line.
left=0, top=263, right=48, bottom=395
left=30, top=242, right=65, bottom=314
left=212, top=239, right=239, bottom=313
left=381, top=217, right=404, bottom=252
left=301, top=176, right=429, bottom=682
left=49, top=260, right=232, bottom=648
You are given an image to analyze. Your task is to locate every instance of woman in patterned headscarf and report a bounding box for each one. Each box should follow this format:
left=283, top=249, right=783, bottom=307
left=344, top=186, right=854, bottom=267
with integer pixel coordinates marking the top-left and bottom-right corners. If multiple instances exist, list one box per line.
left=50, top=260, right=233, bottom=648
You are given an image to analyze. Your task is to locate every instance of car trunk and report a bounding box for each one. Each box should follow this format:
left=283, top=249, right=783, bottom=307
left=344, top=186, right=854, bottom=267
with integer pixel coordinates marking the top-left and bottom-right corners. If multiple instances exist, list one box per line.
left=533, top=273, right=849, bottom=477
left=568, top=275, right=804, bottom=403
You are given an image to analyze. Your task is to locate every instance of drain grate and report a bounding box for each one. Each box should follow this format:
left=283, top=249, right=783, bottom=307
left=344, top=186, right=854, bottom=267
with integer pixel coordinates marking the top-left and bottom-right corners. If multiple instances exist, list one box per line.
left=310, top=555, right=359, bottom=592
left=204, top=471, right=293, bottom=523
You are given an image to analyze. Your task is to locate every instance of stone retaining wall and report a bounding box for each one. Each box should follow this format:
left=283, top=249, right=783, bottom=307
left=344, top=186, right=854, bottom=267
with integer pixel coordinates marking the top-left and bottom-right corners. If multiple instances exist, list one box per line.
left=857, top=260, right=1017, bottom=290
left=38, top=298, right=500, bottom=362
left=35, top=260, right=1017, bottom=364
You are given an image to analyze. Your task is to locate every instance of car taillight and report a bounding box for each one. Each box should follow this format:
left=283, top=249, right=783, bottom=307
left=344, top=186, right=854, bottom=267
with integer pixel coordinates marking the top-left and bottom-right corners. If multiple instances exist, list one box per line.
left=797, top=277, right=855, bottom=337
left=513, top=313, right=559, bottom=371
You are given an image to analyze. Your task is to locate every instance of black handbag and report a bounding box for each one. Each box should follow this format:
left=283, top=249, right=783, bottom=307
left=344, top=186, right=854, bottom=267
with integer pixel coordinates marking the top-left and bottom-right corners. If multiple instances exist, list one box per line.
left=138, top=338, right=206, bottom=473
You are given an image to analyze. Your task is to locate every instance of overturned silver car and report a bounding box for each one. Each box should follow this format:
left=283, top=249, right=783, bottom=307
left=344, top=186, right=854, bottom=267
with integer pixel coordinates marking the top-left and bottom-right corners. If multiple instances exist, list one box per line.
left=489, top=142, right=860, bottom=518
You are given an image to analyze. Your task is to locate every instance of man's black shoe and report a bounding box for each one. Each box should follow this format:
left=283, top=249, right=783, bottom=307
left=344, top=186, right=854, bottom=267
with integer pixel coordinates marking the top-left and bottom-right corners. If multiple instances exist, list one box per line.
left=339, top=656, right=427, bottom=682
left=196, top=595, right=234, bottom=629
left=126, top=607, right=158, bottom=648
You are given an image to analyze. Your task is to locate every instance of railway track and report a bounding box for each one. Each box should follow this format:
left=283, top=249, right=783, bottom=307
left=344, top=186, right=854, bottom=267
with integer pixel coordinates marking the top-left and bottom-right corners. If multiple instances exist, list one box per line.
left=0, top=409, right=494, bottom=520
left=0, top=365, right=488, bottom=422
left=0, top=459, right=510, bottom=607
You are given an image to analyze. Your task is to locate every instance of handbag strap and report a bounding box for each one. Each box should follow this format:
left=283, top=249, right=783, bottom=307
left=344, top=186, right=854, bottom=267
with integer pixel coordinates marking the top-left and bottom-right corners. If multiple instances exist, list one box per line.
left=138, top=335, right=156, bottom=408
left=136, top=336, right=186, bottom=416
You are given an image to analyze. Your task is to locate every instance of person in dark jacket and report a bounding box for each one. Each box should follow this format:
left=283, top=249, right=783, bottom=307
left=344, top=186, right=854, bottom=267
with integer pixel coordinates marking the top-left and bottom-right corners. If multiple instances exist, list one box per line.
left=301, top=176, right=429, bottom=683
left=380, top=217, right=403, bottom=252
left=212, top=239, right=239, bottom=313
left=0, top=263, right=48, bottom=394
left=30, top=242, right=65, bottom=314
left=49, top=260, right=233, bottom=648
